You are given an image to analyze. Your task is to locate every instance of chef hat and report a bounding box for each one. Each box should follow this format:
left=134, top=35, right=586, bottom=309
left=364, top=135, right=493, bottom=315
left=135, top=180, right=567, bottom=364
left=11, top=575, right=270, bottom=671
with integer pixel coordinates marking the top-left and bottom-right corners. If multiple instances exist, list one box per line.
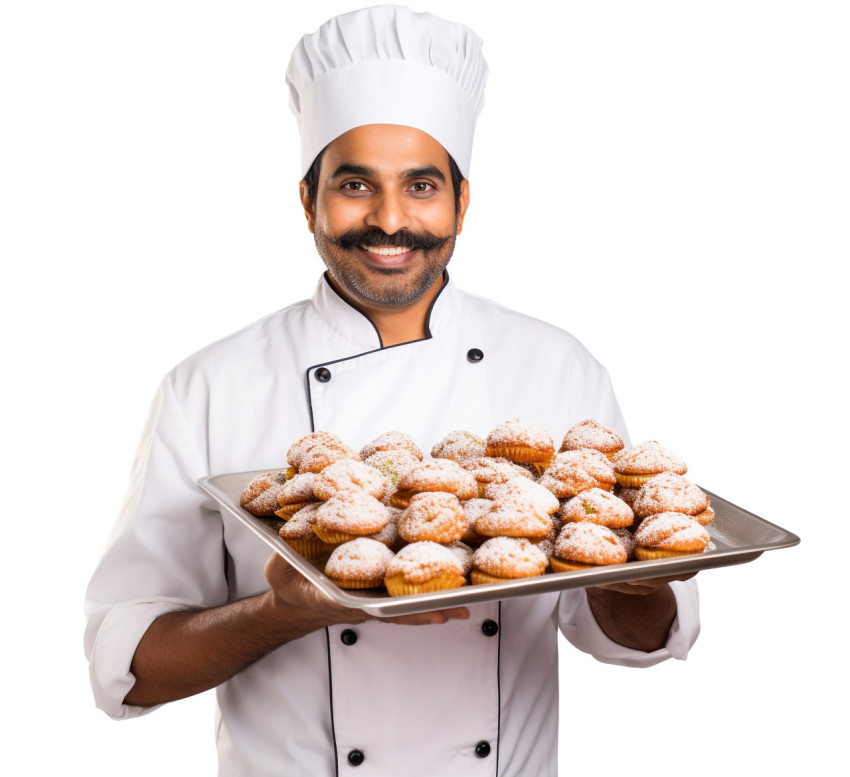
left=286, top=5, right=488, bottom=178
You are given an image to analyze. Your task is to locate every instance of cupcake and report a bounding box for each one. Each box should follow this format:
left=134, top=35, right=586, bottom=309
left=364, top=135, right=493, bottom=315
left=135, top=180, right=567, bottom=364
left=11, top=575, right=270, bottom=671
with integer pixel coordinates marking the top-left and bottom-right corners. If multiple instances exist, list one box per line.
left=611, top=441, right=687, bottom=488
left=558, top=487, right=635, bottom=528
left=397, top=492, right=468, bottom=544
left=359, top=431, right=423, bottom=462
left=384, top=541, right=467, bottom=596
left=431, top=430, right=487, bottom=463
left=390, top=459, right=478, bottom=508
left=470, top=537, right=547, bottom=585
left=240, top=470, right=289, bottom=517
left=461, top=456, right=534, bottom=497
left=550, top=522, right=628, bottom=572
left=538, top=450, right=616, bottom=499
left=559, top=419, right=625, bottom=459
left=632, top=512, right=710, bottom=560
left=632, top=472, right=713, bottom=526
left=312, top=459, right=387, bottom=502
left=485, top=417, right=555, bottom=474
left=312, top=489, right=391, bottom=545
left=274, top=472, right=321, bottom=518
left=324, top=538, right=396, bottom=589
left=288, top=430, right=360, bottom=476
left=278, top=503, right=336, bottom=560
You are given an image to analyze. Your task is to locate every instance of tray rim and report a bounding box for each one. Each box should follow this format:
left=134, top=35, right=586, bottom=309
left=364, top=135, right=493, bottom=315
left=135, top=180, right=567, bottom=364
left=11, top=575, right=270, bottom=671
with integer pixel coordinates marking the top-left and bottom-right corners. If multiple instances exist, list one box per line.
left=199, top=470, right=801, bottom=617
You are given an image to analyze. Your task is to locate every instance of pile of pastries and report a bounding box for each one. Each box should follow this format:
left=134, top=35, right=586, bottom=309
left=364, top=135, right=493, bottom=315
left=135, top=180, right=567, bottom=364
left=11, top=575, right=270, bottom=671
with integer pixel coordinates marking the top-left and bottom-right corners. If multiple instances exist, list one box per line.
left=239, top=418, right=714, bottom=596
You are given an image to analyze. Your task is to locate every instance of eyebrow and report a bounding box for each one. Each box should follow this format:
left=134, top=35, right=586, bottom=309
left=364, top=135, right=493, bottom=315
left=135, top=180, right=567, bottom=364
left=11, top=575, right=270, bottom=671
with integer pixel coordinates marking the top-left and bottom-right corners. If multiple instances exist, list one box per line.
left=329, top=163, right=447, bottom=183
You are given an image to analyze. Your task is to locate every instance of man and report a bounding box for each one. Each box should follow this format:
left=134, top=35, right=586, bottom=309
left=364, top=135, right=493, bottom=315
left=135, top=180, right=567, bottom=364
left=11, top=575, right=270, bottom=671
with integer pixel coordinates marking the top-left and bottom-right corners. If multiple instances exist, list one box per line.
left=85, top=7, right=699, bottom=775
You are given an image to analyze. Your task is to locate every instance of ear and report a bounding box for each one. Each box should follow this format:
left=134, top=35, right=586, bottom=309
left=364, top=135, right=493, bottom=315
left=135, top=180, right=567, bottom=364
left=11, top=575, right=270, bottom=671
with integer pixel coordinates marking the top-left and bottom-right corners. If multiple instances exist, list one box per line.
left=455, top=179, right=471, bottom=235
left=299, top=179, right=315, bottom=233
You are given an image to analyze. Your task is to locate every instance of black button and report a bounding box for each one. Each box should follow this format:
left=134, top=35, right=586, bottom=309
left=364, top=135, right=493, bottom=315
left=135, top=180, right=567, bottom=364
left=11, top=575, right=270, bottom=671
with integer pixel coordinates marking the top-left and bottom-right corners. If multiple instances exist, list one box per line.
left=340, top=629, right=358, bottom=646
left=475, top=741, right=491, bottom=758
left=467, top=348, right=484, bottom=363
left=315, top=367, right=332, bottom=383
left=481, top=619, right=499, bottom=637
left=347, top=749, right=365, bottom=766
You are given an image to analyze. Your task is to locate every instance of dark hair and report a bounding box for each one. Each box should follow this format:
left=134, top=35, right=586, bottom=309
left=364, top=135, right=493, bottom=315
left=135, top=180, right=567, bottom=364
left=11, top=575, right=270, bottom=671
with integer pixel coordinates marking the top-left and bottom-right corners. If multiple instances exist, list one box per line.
left=302, top=148, right=465, bottom=215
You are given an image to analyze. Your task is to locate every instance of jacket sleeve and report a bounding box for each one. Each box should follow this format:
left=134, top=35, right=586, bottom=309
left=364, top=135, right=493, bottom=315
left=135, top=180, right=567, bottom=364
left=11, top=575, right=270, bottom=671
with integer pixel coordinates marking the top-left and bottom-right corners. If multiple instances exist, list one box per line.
left=84, top=374, right=227, bottom=719
left=557, top=579, right=700, bottom=667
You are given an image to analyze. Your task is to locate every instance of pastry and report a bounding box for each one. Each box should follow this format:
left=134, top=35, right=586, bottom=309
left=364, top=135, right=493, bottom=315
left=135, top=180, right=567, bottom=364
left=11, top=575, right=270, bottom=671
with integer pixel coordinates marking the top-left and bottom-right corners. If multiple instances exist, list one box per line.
left=275, top=472, right=321, bottom=518
left=550, top=522, right=628, bottom=572
left=359, top=431, right=423, bottom=462
left=384, top=541, right=467, bottom=596
left=485, top=417, right=555, bottom=473
left=611, top=441, right=687, bottom=488
left=312, top=489, right=390, bottom=545
left=632, top=512, right=711, bottom=560
left=558, top=487, right=634, bottom=528
left=397, top=492, right=467, bottom=543
left=278, top=503, right=336, bottom=559
left=537, top=450, right=616, bottom=498
left=559, top=419, right=625, bottom=459
left=470, top=537, right=547, bottom=584
left=287, top=430, right=360, bottom=475
left=312, top=459, right=387, bottom=502
left=390, top=459, right=478, bottom=508
left=461, top=456, right=534, bottom=497
left=430, top=430, right=487, bottom=463
left=324, top=538, right=396, bottom=589
left=240, top=471, right=289, bottom=517
left=632, top=472, right=713, bottom=525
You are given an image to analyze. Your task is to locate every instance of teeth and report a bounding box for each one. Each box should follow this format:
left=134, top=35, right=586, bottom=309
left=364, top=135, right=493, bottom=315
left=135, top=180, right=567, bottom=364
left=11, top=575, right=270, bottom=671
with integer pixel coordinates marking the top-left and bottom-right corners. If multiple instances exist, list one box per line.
left=361, top=245, right=411, bottom=256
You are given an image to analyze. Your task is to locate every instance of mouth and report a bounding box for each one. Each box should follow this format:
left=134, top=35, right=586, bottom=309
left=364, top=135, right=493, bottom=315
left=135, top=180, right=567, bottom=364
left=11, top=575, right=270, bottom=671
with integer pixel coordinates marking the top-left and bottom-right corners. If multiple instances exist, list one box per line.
left=358, top=244, right=417, bottom=264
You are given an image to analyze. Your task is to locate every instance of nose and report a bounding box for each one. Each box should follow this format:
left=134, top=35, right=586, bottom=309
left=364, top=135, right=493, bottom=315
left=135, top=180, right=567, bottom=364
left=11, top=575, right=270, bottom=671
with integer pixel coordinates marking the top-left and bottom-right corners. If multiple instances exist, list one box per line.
left=364, top=189, right=410, bottom=235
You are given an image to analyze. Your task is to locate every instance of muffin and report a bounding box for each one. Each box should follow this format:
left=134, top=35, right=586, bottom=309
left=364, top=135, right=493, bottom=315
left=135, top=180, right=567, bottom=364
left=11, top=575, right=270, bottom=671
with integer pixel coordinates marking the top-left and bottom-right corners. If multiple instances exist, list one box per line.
left=632, top=512, right=711, bottom=560
left=550, top=522, right=628, bottom=572
left=558, top=487, right=635, bottom=528
left=431, top=430, right=487, bottom=463
left=390, top=459, right=478, bottom=508
left=538, top=450, right=616, bottom=499
left=611, top=441, right=687, bottom=488
left=278, top=503, right=336, bottom=560
left=324, top=538, right=396, bottom=589
left=359, top=431, right=423, bottom=462
left=559, top=419, right=625, bottom=459
left=632, top=472, right=713, bottom=526
left=485, top=417, right=555, bottom=473
left=275, top=472, right=321, bottom=518
left=470, top=537, right=547, bottom=585
left=312, top=459, right=387, bottom=502
left=240, top=471, right=289, bottom=517
left=461, top=456, right=534, bottom=497
left=312, top=489, right=391, bottom=545
left=384, top=541, right=467, bottom=596
left=397, top=492, right=468, bottom=544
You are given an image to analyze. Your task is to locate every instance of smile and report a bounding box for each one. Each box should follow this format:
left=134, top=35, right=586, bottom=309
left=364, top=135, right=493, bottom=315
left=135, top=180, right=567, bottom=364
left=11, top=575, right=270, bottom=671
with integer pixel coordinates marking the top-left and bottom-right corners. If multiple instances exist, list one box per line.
left=359, top=245, right=414, bottom=256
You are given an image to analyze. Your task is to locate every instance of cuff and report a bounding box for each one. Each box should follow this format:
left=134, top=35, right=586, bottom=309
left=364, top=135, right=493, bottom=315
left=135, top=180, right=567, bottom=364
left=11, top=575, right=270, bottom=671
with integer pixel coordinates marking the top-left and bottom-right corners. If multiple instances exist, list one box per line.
left=558, top=578, right=700, bottom=668
left=85, top=599, right=197, bottom=720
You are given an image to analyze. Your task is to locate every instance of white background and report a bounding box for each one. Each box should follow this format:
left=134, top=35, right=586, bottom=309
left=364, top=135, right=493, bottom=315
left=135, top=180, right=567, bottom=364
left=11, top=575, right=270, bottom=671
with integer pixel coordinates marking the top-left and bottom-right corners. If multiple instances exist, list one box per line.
left=2, top=1, right=847, bottom=774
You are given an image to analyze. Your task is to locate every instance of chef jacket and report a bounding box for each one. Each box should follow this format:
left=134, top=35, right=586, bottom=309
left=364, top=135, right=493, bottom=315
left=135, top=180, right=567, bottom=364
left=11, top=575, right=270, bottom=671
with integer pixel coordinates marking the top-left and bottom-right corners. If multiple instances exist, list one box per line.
left=85, top=273, right=700, bottom=777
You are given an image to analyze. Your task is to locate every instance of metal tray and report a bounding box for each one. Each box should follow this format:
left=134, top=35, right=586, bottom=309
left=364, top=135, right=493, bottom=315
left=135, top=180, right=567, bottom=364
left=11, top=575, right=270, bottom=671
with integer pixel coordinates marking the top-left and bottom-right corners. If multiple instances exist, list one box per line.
left=199, top=470, right=800, bottom=617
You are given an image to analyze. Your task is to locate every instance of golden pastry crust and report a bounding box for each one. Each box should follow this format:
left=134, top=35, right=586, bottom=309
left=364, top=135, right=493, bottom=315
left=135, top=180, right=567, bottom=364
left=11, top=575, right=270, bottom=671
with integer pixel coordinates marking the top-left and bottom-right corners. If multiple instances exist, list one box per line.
left=430, top=430, right=487, bottom=463
left=470, top=537, right=547, bottom=583
left=461, top=456, right=534, bottom=497
left=632, top=512, right=710, bottom=559
left=275, top=473, right=321, bottom=517
left=538, top=450, right=616, bottom=498
left=278, top=504, right=336, bottom=559
left=240, top=471, right=289, bottom=517
left=397, top=492, right=467, bottom=544
left=485, top=417, right=555, bottom=471
left=313, top=489, right=390, bottom=545
left=384, top=541, right=466, bottom=595
left=391, top=459, right=478, bottom=507
left=312, top=459, right=387, bottom=502
left=359, top=431, right=423, bottom=462
left=551, top=523, right=628, bottom=570
left=612, top=441, right=687, bottom=487
left=632, top=472, right=709, bottom=518
left=324, top=538, right=396, bottom=589
left=559, top=419, right=625, bottom=458
left=474, top=491, right=553, bottom=540
left=558, top=487, right=635, bottom=528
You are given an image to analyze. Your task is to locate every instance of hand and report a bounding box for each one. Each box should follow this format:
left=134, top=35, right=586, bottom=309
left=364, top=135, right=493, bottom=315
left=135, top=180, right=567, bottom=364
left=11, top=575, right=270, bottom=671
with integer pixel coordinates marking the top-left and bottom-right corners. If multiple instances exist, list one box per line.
left=591, top=571, right=697, bottom=596
left=264, top=553, right=470, bottom=630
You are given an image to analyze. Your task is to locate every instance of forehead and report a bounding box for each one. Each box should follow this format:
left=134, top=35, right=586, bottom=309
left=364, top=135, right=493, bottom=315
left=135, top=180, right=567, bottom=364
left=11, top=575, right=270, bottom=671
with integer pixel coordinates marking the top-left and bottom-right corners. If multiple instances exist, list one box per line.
left=320, top=124, right=452, bottom=177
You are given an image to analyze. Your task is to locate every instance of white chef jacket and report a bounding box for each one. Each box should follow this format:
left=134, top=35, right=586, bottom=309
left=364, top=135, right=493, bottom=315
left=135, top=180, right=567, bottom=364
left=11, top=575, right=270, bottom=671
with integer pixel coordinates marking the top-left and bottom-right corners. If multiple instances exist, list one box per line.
left=85, top=273, right=700, bottom=777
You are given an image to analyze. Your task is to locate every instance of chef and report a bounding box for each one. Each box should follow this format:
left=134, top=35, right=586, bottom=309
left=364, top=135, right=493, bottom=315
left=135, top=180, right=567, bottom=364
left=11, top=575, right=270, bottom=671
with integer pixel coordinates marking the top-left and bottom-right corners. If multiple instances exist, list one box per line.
left=85, top=6, right=700, bottom=776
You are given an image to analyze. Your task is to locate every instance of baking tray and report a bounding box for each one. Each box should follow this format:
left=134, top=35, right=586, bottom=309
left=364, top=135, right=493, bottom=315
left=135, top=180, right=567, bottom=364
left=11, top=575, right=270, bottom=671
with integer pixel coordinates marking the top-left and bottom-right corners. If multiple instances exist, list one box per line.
left=199, top=470, right=800, bottom=617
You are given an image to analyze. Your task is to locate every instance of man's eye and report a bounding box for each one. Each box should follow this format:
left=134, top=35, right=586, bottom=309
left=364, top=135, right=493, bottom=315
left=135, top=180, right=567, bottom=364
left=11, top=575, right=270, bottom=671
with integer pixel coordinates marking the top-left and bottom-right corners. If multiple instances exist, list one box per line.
left=342, top=181, right=368, bottom=192
left=410, top=182, right=434, bottom=193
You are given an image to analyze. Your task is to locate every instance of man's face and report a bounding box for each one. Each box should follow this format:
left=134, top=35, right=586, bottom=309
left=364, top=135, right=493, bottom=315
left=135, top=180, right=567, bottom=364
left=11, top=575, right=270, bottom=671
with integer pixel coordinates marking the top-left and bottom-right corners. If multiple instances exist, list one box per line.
left=301, top=124, right=470, bottom=309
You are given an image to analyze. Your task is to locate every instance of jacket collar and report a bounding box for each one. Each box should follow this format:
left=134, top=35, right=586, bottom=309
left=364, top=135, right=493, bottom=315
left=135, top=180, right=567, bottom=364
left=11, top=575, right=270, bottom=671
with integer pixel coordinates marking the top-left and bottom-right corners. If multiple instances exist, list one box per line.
left=311, top=271, right=459, bottom=350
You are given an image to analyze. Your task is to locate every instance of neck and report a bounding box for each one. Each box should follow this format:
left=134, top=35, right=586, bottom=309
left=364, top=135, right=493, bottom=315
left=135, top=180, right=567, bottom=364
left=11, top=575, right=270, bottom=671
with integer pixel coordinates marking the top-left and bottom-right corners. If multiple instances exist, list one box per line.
left=326, top=273, right=445, bottom=347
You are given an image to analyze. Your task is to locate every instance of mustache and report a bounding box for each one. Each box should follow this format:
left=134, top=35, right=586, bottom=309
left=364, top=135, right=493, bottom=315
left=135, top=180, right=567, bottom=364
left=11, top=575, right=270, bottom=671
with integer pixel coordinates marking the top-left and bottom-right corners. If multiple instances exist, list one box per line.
left=331, top=227, right=452, bottom=253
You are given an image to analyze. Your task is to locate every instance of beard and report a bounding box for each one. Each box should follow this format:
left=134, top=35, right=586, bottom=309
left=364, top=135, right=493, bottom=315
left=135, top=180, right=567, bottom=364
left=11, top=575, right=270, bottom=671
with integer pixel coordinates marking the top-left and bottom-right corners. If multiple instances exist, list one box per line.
left=313, top=226, right=457, bottom=308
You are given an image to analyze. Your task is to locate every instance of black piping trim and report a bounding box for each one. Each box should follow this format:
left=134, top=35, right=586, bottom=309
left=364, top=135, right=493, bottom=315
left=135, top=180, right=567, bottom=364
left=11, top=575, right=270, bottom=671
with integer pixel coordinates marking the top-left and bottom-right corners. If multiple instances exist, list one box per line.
left=304, top=271, right=451, bottom=433
left=325, top=628, right=340, bottom=776
left=324, top=271, right=384, bottom=347
left=496, top=600, right=502, bottom=777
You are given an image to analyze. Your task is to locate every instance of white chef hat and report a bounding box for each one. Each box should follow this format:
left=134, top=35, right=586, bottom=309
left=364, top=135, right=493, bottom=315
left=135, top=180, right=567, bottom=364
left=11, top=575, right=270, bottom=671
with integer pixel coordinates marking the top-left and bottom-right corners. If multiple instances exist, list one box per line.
left=286, top=5, right=488, bottom=178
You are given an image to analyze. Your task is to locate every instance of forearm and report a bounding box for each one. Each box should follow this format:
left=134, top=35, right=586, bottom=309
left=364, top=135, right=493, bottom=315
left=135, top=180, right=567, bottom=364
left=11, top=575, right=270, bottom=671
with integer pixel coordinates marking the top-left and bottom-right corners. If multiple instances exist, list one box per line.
left=585, top=584, right=677, bottom=653
left=124, top=590, right=334, bottom=707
